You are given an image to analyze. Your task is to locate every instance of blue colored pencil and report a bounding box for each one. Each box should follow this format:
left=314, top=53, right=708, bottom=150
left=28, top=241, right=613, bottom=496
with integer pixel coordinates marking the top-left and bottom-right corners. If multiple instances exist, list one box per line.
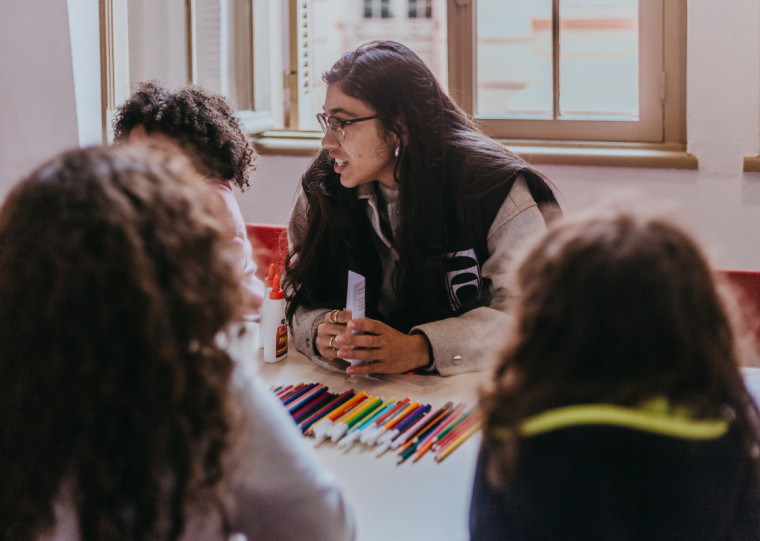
left=300, top=389, right=356, bottom=433
left=282, top=382, right=318, bottom=406
left=288, top=385, right=327, bottom=414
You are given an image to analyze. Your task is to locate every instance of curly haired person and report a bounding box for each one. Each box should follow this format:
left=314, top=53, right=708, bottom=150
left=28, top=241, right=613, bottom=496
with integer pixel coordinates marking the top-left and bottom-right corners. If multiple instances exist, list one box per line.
left=113, top=81, right=264, bottom=320
left=470, top=211, right=760, bottom=539
left=0, top=145, right=354, bottom=541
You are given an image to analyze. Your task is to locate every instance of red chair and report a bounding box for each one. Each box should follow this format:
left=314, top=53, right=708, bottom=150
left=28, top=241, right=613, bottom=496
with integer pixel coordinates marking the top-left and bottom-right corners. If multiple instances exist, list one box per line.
left=245, top=223, right=288, bottom=281
left=720, top=270, right=760, bottom=341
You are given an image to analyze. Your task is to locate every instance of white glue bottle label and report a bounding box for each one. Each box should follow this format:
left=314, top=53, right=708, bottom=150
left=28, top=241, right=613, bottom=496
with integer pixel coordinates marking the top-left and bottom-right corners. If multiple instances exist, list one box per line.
left=258, top=263, right=277, bottom=350
left=263, top=274, right=288, bottom=364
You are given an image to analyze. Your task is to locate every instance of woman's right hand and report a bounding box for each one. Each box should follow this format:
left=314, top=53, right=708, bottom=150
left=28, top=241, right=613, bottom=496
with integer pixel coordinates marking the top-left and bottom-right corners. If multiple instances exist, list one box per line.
left=316, top=309, right=351, bottom=359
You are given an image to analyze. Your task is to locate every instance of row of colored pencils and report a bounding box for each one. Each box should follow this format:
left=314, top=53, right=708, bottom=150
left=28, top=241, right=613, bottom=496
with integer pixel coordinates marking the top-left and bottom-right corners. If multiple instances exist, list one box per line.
left=270, top=382, right=483, bottom=464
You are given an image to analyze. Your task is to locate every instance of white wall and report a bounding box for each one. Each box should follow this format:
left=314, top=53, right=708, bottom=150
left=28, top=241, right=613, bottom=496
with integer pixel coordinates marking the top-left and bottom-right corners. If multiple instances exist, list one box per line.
left=0, top=2, right=80, bottom=199
left=238, top=0, right=760, bottom=271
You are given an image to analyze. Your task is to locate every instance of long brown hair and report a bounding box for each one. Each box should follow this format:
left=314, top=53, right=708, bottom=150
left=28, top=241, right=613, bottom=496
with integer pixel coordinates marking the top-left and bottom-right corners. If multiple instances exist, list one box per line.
left=480, top=212, right=760, bottom=484
left=0, top=145, right=244, bottom=539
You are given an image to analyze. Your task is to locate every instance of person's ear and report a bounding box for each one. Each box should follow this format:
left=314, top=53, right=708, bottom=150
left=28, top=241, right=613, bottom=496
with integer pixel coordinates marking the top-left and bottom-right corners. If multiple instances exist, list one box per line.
left=393, top=118, right=409, bottom=147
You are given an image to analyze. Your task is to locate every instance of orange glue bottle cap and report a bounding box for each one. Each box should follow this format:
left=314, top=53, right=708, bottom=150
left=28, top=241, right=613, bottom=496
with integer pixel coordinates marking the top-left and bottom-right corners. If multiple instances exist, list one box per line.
left=265, top=263, right=276, bottom=288
left=270, top=274, right=284, bottom=300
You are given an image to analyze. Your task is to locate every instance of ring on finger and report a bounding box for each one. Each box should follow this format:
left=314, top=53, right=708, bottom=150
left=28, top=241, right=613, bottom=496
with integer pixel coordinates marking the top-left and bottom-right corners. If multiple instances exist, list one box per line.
left=329, top=335, right=338, bottom=350
left=328, top=309, right=340, bottom=324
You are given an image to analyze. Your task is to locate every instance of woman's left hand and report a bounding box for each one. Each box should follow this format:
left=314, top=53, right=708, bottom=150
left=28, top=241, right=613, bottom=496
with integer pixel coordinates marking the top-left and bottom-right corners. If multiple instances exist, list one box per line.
left=333, top=317, right=432, bottom=375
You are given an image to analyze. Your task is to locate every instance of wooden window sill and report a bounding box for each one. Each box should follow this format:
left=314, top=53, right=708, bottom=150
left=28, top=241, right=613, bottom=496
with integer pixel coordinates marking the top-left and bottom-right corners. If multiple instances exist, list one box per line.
left=252, top=131, right=698, bottom=170
left=745, top=156, right=760, bottom=173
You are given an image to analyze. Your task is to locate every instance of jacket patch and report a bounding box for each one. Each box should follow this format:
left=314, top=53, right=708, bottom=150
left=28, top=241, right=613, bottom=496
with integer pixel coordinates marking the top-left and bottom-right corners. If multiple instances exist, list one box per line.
left=446, top=249, right=482, bottom=311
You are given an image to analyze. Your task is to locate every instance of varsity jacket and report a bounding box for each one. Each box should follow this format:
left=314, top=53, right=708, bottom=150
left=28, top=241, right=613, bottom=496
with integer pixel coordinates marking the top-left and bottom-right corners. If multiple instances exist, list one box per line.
left=288, top=175, right=549, bottom=376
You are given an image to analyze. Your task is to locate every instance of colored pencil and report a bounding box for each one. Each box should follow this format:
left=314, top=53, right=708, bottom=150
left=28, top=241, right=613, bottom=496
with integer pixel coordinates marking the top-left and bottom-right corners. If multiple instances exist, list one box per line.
left=282, top=382, right=318, bottom=406
left=339, top=397, right=397, bottom=448
left=371, top=401, right=421, bottom=449
left=331, top=396, right=384, bottom=442
left=275, top=384, right=293, bottom=398
left=312, top=392, right=369, bottom=441
left=412, top=403, right=467, bottom=462
left=360, top=398, right=409, bottom=445
left=288, top=385, right=327, bottom=414
left=435, top=417, right=483, bottom=462
left=432, top=408, right=475, bottom=450
left=293, top=392, right=336, bottom=425
left=436, top=409, right=481, bottom=451
left=376, top=404, right=430, bottom=454
left=394, top=402, right=452, bottom=450
left=300, top=390, right=355, bottom=433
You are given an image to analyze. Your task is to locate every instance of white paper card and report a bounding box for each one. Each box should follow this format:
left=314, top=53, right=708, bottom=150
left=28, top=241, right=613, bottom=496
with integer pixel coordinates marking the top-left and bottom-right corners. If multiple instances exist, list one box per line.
left=346, top=270, right=365, bottom=366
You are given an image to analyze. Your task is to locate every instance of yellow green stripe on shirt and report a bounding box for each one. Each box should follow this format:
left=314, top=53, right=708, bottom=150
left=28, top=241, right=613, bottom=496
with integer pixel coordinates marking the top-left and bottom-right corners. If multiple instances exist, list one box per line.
left=519, top=400, right=729, bottom=440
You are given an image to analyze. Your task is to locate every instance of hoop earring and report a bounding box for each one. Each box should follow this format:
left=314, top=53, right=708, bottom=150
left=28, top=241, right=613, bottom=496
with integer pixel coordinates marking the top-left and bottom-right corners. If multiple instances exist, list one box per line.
left=394, top=146, right=400, bottom=158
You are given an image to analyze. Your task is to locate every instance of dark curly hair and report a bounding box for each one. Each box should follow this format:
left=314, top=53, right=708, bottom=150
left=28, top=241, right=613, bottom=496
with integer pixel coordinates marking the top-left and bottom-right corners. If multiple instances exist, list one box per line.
left=480, top=211, right=760, bottom=486
left=112, top=80, right=257, bottom=191
left=0, top=144, right=245, bottom=539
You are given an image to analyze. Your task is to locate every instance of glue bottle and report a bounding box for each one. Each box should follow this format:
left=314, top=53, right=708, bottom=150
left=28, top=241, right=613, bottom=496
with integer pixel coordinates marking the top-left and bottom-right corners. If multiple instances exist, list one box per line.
left=263, top=274, right=288, bottom=364
left=258, top=263, right=277, bottom=350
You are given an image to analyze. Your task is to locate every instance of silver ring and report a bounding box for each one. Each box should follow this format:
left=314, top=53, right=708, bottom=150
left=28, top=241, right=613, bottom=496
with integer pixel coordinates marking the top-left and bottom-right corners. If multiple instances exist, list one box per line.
left=329, top=309, right=340, bottom=324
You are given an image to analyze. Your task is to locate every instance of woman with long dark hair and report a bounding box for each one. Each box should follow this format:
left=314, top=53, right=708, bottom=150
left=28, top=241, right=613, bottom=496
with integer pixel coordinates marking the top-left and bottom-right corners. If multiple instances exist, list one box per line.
left=284, top=40, right=560, bottom=376
left=471, top=211, right=760, bottom=539
left=0, top=145, right=354, bottom=540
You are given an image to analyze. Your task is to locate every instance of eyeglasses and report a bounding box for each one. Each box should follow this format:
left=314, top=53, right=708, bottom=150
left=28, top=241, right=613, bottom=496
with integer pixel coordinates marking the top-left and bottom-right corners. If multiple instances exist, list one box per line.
left=316, top=112, right=379, bottom=143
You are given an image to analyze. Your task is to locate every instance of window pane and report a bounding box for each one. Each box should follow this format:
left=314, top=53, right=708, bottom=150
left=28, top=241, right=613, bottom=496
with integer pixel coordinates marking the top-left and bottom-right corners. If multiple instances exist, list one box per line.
left=559, top=0, right=638, bottom=119
left=226, top=1, right=253, bottom=112
left=310, top=0, right=448, bottom=130
left=476, top=0, right=553, bottom=118
left=128, top=0, right=188, bottom=87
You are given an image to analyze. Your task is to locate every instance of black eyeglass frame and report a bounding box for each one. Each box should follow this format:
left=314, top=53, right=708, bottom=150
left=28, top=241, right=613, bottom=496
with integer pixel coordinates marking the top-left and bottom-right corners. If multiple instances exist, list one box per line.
left=316, top=112, right=380, bottom=142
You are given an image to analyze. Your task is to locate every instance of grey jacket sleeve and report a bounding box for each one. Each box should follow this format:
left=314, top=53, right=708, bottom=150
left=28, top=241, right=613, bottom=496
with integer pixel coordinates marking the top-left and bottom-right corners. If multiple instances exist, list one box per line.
left=224, top=362, right=356, bottom=541
left=411, top=177, right=547, bottom=376
left=287, top=190, right=333, bottom=360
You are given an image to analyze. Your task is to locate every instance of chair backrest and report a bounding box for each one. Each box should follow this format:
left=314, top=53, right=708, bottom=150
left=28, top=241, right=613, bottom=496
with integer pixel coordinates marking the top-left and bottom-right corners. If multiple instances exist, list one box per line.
left=720, top=269, right=760, bottom=341
left=245, top=223, right=288, bottom=277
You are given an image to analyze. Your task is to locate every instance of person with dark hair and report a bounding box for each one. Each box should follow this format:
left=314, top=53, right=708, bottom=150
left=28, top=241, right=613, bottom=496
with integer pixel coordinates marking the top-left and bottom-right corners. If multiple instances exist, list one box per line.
left=284, top=40, right=560, bottom=377
left=0, top=145, right=354, bottom=541
left=470, top=211, right=760, bottom=539
left=113, top=80, right=264, bottom=320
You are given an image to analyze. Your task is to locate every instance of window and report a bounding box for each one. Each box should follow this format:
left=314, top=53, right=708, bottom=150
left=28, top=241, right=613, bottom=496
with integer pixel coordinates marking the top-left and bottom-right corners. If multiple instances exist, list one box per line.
left=290, top=0, right=687, bottom=160
left=447, top=0, right=686, bottom=145
left=364, top=0, right=391, bottom=19
left=409, top=0, right=433, bottom=18
left=99, top=0, right=277, bottom=142
left=302, top=0, right=446, bottom=132
left=102, top=0, right=690, bottom=165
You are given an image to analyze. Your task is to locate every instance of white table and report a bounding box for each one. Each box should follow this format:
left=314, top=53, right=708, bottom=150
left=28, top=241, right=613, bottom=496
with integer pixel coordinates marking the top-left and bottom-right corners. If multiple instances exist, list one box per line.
left=225, top=325, right=760, bottom=541
left=228, top=323, right=488, bottom=541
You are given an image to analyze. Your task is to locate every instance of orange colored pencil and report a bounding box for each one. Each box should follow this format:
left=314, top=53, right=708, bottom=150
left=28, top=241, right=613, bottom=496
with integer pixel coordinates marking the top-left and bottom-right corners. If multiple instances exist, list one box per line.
left=327, top=391, right=368, bottom=421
